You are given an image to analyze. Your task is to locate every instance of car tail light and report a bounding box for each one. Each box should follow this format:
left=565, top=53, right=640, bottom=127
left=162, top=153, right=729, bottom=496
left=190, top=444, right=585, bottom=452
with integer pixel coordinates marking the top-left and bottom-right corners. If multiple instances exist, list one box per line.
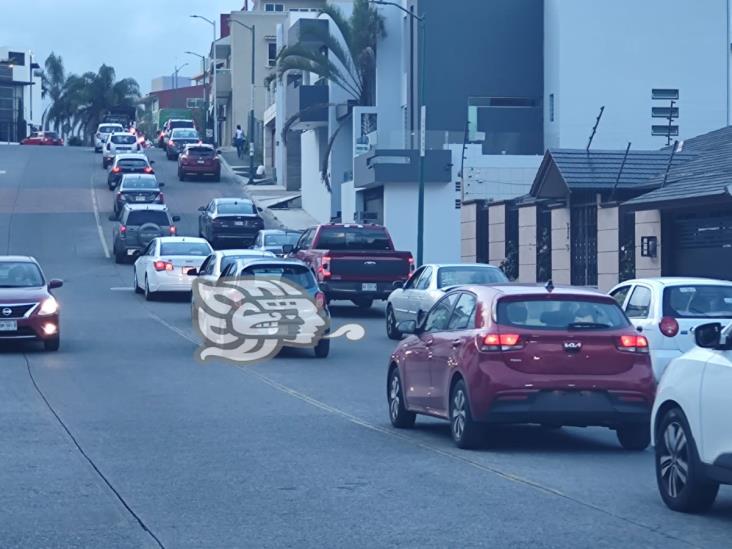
left=112, top=166, right=121, bottom=173
left=478, top=332, right=523, bottom=352
left=659, top=316, right=679, bottom=338
left=318, top=255, right=332, bottom=280
left=315, top=291, right=326, bottom=310
left=119, top=225, right=127, bottom=234
left=408, top=256, right=415, bottom=272
left=143, top=166, right=153, bottom=174
left=168, top=140, right=175, bottom=147
left=169, top=225, right=177, bottom=235
left=617, top=334, right=649, bottom=353
left=154, top=260, right=174, bottom=272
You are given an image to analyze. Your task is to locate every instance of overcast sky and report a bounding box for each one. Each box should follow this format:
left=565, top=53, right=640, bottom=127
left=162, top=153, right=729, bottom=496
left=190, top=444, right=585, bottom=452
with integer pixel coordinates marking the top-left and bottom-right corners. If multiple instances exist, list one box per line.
left=2, top=0, right=244, bottom=94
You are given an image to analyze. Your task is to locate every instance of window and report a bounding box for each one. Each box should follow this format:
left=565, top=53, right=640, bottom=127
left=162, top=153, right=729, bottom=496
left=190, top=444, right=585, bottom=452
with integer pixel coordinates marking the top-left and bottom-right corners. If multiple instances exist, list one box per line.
left=447, top=293, right=477, bottom=331
left=0, top=261, right=43, bottom=288
left=497, top=298, right=629, bottom=330
left=199, top=256, right=214, bottom=276
left=111, top=134, right=136, bottom=144
left=549, top=94, right=555, bottom=122
left=415, top=267, right=433, bottom=290
left=120, top=177, right=158, bottom=190
left=403, top=267, right=424, bottom=290
left=186, top=98, right=205, bottom=109
left=663, top=285, right=732, bottom=318
left=610, top=286, right=631, bottom=307
left=297, top=229, right=314, bottom=250
left=241, top=264, right=317, bottom=289
left=315, top=227, right=393, bottom=251
left=652, top=88, right=679, bottom=100
left=264, top=3, right=285, bottom=12
left=159, top=242, right=211, bottom=256
left=216, top=201, right=255, bottom=214
left=264, top=232, right=301, bottom=246
left=436, top=266, right=507, bottom=288
left=126, top=211, right=170, bottom=226
left=8, top=51, right=25, bottom=66
left=268, top=42, right=278, bottom=67
left=626, top=286, right=652, bottom=318
left=118, top=159, right=149, bottom=169
left=424, top=294, right=459, bottom=332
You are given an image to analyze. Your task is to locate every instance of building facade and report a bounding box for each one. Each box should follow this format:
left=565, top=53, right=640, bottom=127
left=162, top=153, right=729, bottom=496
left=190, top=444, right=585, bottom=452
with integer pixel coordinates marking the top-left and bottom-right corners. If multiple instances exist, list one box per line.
left=0, top=47, right=42, bottom=142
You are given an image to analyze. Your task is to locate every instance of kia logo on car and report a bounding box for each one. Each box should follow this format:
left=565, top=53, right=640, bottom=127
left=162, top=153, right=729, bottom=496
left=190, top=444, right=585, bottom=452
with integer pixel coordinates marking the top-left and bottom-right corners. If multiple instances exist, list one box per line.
left=563, top=341, right=582, bottom=352
left=1, top=308, right=12, bottom=317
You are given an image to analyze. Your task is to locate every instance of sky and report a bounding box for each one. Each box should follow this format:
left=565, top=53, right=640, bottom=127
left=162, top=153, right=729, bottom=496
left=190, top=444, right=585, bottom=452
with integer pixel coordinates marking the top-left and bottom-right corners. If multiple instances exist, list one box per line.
left=1, top=0, right=246, bottom=94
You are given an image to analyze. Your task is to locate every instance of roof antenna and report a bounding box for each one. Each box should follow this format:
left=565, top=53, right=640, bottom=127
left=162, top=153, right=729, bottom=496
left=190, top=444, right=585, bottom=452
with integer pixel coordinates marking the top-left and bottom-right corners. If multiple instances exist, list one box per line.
left=545, top=279, right=554, bottom=292
left=586, top=106, right=605, bottom=153
left=661, top=140, right=680, bottom=189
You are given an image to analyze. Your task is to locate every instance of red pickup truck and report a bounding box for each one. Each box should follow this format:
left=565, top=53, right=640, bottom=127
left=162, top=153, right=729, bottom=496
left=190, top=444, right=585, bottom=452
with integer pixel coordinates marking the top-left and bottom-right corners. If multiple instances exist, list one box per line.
left=289, top=224, right=414, bottom=308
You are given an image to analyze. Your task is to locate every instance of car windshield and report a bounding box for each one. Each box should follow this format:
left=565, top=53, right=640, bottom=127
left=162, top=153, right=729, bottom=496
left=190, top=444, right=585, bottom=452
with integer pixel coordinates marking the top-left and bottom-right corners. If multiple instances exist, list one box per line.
left=172, top=129, right=198, bottom=139
left=663, top=285, right=732, bottom=318
left=99, top=125, right=122, bottom=133
left=118, top=159, right=148, bottom=169
left=160, top=242, right=211, bottom=256
left=240, top=264, right=316, bottom=289
left=45, top=132, right=59, bottom=139
left=187, top=146, right=214, bottom=157
left=111, top=134, right=136, bottom=144
left=0, top=261, right=45, bottom=288
left=437, top=266, right=508, bottom=287
left=125, top=211, right=170, bottom=226
left=170, top=121, right=194, bottom=129
left=121, top=177, right=158, bottom=190
left=316, top=227, right=393, bottom=251
left=497, top=298, right=629, bottom=330
left=217, top=201, right=255, bottom=214
left=264, top=233, right=301, bottom=246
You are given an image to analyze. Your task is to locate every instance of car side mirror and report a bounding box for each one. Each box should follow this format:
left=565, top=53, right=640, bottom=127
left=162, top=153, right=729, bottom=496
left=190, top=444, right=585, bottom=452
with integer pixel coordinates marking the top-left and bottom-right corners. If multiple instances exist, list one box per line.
left=256, top=206, right=263, bottom=213
left=48, top=279, right=63, bottom=289
left=198, top=206, right=206, bottom=212
left=392, top=280, right=404, bottom=290
left=397, top=320, right=418, bottom=335
left=158, top=182, right=165, bottom=187
left=187, top=268, right=198, bottom=276
left=694, top=322, right=723, bottom=349
left=172, top=215, right=181, bottom=222
left=282, top=244, right=294, bottom=254
left=149, top=160, right=156, bottom=165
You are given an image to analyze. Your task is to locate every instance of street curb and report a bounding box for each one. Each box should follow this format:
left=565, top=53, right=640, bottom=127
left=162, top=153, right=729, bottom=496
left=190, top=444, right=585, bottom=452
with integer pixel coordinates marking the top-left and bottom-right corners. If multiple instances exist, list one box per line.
left=219, top=153, right=286, bottom=230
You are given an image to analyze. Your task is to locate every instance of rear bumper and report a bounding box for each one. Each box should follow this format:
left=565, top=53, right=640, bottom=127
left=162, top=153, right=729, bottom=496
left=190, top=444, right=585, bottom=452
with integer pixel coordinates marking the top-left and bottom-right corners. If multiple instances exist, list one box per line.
left=150, top=273, right=195, bottom=293
left=320, top=280, right=399, bottom=300
left=0, top=314, right=60, bottom=342
left=180, top=164, right=220, bottom=175
left=210, top=230, right=259, bottom=243
left=481, top=389, right=652, bottom=427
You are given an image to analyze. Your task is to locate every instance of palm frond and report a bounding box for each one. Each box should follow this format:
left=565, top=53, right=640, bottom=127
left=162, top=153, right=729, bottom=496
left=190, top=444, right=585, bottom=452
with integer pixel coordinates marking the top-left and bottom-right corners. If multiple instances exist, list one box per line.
left=320, top=114, right=352, bottom=192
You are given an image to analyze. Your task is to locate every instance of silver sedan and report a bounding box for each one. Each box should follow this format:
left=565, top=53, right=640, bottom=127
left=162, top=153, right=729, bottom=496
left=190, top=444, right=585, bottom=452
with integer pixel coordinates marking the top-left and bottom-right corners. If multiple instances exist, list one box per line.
left=385, top=263, right=507, bottom=339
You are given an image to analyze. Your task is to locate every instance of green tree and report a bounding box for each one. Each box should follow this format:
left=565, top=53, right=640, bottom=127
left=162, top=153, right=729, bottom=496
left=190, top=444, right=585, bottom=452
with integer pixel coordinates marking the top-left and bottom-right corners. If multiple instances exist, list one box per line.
left=274, top=0, right=385, bottom=190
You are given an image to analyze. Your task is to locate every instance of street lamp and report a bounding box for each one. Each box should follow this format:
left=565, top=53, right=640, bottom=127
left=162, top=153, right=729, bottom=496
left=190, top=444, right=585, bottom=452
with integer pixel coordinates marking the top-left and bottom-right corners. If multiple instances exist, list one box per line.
left=190, top=14, right=218, bottom=146
left=186, top=51, right=209, bottom=137
left=229, top=18, right=257, bottom=185
left=371, top=0, right=427, bottom=266
left=173, top=62, right=189, bottom=89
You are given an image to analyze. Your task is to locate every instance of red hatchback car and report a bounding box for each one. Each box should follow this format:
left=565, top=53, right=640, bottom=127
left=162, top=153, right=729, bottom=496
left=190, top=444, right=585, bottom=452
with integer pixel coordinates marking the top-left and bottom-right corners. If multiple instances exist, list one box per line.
left=0, top=256, right=63, bottom=351
left=21, top=131, right=63, bottom=146
left=387, top=284, right=655, bottom=450
left=178, top=144, right=221, bottom=182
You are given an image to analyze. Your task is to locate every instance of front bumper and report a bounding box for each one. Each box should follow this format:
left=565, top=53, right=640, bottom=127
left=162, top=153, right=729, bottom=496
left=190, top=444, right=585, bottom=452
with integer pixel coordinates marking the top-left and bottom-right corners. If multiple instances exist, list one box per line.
left=0, top=314, right=60, bottom=342
left=319, top=280, right=401, bottom=301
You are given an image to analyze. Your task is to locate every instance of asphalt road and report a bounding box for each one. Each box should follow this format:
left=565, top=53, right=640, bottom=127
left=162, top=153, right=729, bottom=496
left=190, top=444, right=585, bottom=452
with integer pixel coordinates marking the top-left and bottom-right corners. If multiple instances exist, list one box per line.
left=0, top=144, right=730, bottom=548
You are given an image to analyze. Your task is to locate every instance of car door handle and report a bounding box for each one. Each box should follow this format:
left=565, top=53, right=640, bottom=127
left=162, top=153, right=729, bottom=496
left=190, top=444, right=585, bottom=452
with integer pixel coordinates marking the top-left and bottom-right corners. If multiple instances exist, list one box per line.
left=451, top=339, right=461, bottom=348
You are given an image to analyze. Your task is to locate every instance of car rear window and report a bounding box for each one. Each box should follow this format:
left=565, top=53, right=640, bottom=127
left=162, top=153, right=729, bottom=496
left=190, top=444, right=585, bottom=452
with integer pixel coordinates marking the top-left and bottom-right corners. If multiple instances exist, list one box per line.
left=316, top=227, right=393, bottom=251
left=264, top=232, right=301, bottom=246
left=172, top=129, right=198, bottom=139
left=126, top=211, right=170, bottom=226
left=663, top=285, right=732, bottom=318
left=437, top=266, right=508, bottom=287
left=100, top=125, right=122, bottom=133
left=111, top=134, right=136, bottom=144
left=221, top=254, right=273, bottom=273
left=121, top=177, right=158, bottom=190
left=240, top=264, right=317, bottom=289
left=187, top=146, right=214, bottom=157
left=217, top=202, right=255, bottom=215
left=45, top=132, right=59, bottom=139
left=497, top=297, right=629, bottom=330
left=170, top=120, right=195, bottom=129
left=118, top=159, right=148, bottom=169
left=160, top=242, right=211, bottom=256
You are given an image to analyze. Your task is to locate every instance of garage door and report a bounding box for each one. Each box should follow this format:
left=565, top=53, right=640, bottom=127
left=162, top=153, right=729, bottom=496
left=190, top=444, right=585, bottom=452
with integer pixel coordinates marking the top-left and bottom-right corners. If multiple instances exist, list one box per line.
left=669, top=214, right=732, bottom=280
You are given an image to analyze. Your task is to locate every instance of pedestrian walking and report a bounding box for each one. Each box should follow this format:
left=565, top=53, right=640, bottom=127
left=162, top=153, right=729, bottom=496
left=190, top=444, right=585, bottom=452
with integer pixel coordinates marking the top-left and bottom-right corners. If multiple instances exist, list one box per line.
left=234, top=125, right=244, bottom=158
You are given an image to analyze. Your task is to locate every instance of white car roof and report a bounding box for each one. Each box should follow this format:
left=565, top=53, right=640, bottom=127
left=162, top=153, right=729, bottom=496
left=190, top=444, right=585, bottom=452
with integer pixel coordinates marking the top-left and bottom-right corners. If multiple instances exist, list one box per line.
left=157, top=237, right=209, bottom=244
left=618, top=277, right=732, bottom=287
left=123, top=203, right=168, bottom=211
left=110, top=132, right=135, bottom=136
left=115, top=153, right=148, bottom=160
left=217, top=249, right=275, bottom=257
left=429, top=263, right=502, bottom=269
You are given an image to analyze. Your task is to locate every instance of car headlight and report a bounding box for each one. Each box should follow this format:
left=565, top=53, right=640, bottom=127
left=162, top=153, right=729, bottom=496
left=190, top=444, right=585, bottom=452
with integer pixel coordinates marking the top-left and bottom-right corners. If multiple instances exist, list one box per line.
left=38, top=297, right=59, bottom=316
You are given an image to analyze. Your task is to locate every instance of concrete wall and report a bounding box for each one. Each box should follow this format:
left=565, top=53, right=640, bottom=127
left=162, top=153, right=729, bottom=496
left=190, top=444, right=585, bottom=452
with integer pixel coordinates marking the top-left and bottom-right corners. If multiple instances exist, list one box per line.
left=301, top=127, right=331, bottom=223
left=635, top=209, right=663, bottom=278
left=461, top=203, right=477, bottom=263
left=551, top=207, right=571, bottom=285
left=518, top=205, right=537, bottom=283
left=545, top=0, right=729, bottom=149
left=341, top=180, right=355, bottom=223
left=488, top=204, right=506, bottom=265
left=597, top=206, right=620, bottom=292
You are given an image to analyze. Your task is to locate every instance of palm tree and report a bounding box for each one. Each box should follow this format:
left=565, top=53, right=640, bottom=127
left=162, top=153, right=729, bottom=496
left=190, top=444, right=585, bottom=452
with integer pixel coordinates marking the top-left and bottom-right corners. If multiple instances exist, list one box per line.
left=41, top=53, right=66, bottom=130
left=274, top=0, right=385, bottom=190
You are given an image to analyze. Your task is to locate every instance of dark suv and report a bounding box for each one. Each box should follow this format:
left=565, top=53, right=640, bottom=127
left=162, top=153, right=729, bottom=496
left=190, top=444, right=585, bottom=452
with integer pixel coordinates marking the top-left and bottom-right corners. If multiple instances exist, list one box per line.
left=111, top=204, right=180, bottom=263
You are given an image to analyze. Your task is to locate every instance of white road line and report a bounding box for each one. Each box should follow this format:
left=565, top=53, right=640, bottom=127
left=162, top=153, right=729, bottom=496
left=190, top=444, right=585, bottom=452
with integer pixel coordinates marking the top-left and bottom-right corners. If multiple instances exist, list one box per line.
left=90, top=172, right=111, bottom=258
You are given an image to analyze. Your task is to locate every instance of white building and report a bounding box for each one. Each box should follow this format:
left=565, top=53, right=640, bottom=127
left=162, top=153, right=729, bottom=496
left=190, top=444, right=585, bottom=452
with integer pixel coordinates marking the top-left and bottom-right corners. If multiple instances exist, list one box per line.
left=0, top=47, right=43, bottom=142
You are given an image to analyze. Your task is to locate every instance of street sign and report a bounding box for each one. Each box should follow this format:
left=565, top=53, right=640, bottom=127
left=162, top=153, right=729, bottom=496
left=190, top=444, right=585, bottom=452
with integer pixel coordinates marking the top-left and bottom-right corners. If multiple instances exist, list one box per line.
left=420, top=105, right=426, bottom=157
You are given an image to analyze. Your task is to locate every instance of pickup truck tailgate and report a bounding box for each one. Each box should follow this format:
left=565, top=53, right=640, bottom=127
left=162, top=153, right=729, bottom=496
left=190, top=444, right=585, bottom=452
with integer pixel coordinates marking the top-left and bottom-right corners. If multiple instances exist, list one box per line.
left=330, top=254, right=410, bottom=280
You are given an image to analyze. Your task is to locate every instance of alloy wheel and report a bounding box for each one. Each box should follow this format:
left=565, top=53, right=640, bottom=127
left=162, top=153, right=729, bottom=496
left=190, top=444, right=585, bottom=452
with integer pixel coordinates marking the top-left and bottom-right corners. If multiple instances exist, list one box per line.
left=389, top=374, right=401, bottom=421
left=452, top=389, right=467, bottom=441
left=660, top=420, right=689, bottom=499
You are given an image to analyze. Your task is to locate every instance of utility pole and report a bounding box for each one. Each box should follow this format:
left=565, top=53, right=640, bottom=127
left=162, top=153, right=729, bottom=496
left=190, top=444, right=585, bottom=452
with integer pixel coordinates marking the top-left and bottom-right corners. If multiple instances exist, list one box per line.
left=230, top=19, right=257, bottom=185
left=191, top=15, right=218, bottom=145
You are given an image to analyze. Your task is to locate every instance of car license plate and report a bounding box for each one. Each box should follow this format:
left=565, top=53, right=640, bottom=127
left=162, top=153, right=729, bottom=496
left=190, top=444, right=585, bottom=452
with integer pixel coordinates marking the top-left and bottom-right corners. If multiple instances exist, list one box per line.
left=234, top=221, right=244, bottom=226
left=197, top=160, right=205, bottom=164
left=0, top=320, right=17, bottom=331
left=135, top=196, right=146, bottom=201
left=362, top=283, right=377, bottom=292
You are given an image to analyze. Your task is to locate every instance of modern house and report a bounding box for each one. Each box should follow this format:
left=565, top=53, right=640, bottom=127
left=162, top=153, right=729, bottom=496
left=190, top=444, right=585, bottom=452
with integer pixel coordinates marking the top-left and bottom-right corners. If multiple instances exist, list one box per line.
left=0, top=47, right=42, bottom=142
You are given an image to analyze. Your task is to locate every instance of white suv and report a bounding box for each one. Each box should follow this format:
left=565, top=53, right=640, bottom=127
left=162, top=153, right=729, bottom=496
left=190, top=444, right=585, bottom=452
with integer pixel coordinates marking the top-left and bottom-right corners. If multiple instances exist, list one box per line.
left=94, top=123, right=124, bottom=152
left=102, top=132, right=142, bottom=168
left=609, top=278, right=732, bottom=380
left=652, top=321, right=732, bottom=513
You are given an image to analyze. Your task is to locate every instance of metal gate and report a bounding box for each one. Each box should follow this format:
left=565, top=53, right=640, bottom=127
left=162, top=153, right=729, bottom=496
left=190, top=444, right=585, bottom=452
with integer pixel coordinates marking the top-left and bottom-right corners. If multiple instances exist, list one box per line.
left=570, top=203, right=598, bottom=286
left=670, top=214, right=732, bottom=280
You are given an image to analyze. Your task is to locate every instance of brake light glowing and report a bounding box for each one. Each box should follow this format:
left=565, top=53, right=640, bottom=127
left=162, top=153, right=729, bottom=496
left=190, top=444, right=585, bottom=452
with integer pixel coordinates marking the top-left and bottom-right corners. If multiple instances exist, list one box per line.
left=119, top=225, right=127, bottom=234
left=144, top=166, right=153, bottom=174
left=479, top=333, right=523, bottom=351
left=168, top=140, right=175, bottom=147
left=169, top=225, right=177, bottom=235
left=318, top=255, right=332, bottom=280
left=111, top=166, right=121, bottom=173
left=659, top=316, right=679, bottom=337
left=617, top=334, right=649, bottom=353
left=315, top=291, right=326, bottom=310
left=154, top=260, right=174, bottom=272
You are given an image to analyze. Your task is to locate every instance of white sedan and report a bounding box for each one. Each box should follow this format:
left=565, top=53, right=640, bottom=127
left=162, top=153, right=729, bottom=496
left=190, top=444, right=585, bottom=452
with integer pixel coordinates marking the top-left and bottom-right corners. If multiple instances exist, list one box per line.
left=133, top=237, right=213, bottom=300
left=652, top=321, right=732, bottom=513
left=385, top=263, right=507, bottom=339
left=609, top=277, right=732, bottom=380
left=194, top=249, right=276, bottom=284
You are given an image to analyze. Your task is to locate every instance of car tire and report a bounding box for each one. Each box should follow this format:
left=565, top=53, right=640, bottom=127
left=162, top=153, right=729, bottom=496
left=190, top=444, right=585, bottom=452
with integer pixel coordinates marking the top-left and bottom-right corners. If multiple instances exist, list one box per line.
left=314, top=338, right=330, bottom=358
left=44, top=337, right=60, bottom=352
left=655, top=407, right=719, bottom=513
left=352, top=298, right=373, bottom=310
left=144, top=276, right=156, bottom=301
left=212, top=171, right=221, bottom=182
left=386, top=305, right=402, bottom=340
left=450, top=379, right=483, bottom=449
left=387, top=367, right=416, bottom=429
left=133, top=270, right=143, bottom=294
left=178, top=169, right=185, bottom=181
left=617, top=423, right=651, bottom=451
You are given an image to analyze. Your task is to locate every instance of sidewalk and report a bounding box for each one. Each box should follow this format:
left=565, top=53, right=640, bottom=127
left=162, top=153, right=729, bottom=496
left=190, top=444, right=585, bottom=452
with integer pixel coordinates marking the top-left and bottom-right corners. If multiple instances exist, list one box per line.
left=219, top=147, right=319, bottom=231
